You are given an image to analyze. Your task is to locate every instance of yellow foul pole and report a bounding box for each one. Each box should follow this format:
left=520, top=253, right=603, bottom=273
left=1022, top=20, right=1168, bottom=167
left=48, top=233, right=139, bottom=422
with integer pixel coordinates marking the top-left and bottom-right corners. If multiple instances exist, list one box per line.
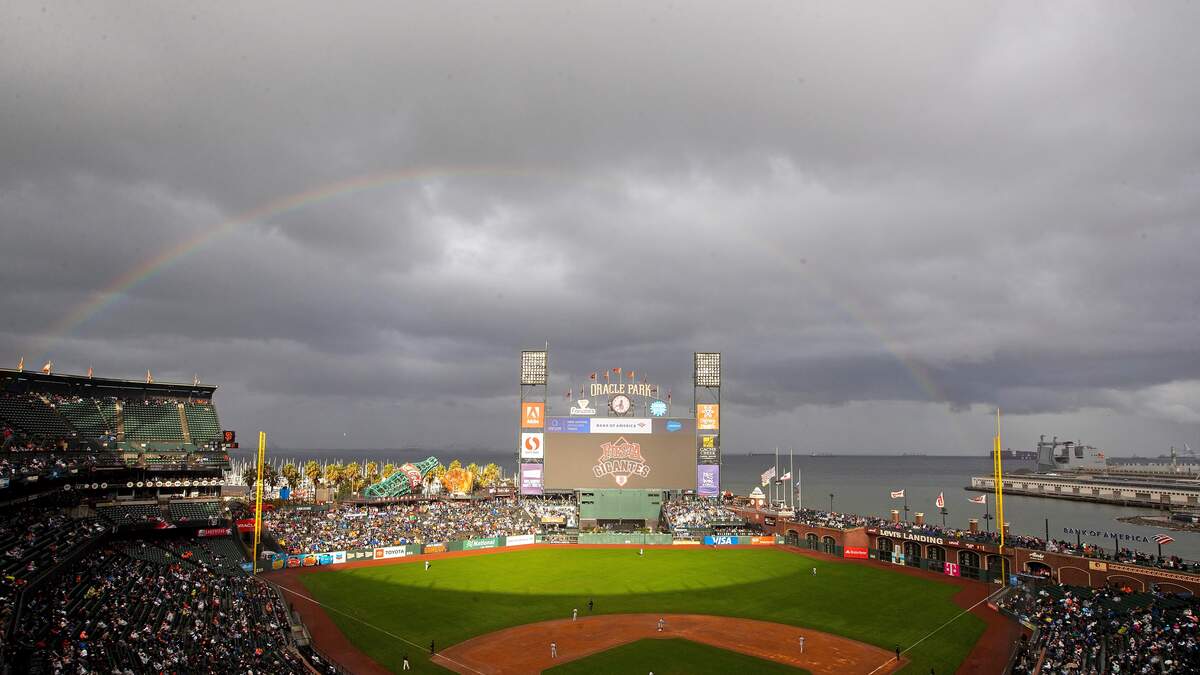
left=252, top=431, right=266, bottom=575
left=993, top=409, right=1006, bottom=551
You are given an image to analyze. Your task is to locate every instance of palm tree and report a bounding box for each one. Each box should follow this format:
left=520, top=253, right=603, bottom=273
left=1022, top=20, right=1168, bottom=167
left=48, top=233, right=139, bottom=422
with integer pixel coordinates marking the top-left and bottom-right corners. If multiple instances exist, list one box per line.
left=281, top=462, right=300, bottom=489
left=263, top=463, right=280, bottom=490
left=480, top=463, right=501, bottom=487
left=381, top=463, right=396, bottom=479
left=304, top=460, right=321, bottom=488
left=324, top=463, right=342, bottom=488
left=343, top=462, right=362, bottom=494
left=365, top=461, right=379, bottom=487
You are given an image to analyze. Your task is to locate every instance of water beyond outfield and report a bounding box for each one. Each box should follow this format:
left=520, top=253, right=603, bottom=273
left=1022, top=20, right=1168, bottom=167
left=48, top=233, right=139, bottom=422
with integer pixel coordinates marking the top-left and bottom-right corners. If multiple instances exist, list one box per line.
left=239, top=449, right=1200, bottom=559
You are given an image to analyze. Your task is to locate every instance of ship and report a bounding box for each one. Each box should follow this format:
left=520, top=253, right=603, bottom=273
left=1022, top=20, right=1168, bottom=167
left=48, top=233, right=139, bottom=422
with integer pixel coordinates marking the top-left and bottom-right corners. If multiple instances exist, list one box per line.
left=968, top=436, right=1200, bottom=510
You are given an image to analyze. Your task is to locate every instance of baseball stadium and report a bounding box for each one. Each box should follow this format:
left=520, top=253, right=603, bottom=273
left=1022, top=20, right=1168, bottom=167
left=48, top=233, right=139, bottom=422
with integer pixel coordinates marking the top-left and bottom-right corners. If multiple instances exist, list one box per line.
left=1, top=351, right=1198, bottom=674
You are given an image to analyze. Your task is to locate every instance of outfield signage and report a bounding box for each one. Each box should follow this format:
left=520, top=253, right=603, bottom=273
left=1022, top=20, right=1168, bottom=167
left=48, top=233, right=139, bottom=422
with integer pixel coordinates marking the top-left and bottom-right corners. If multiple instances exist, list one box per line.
left=1063, top=527, right=1150, bottom=544
left=463, top=537, right=500, bottom=550
left=374, top=545, right=417, bottom=560
left=703, top=535, right=775, bottom=546
left=505, top=534, right=535, bottom=547
left=843, top=546, right=869, bottom=559
left=197, top=527, right=231, bottom=537
left=589, top=418, right=652, bottom=434
left=876, top=529, right=944, bottom=546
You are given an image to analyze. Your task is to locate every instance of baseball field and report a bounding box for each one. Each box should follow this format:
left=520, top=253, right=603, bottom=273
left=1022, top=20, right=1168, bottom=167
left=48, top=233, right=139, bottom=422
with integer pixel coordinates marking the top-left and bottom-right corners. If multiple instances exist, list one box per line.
left=292, top=547, right=988, bottom=674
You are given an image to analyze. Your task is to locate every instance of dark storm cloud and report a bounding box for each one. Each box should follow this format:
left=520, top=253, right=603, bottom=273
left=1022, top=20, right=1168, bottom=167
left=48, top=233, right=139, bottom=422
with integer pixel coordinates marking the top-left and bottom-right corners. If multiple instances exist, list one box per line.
left=2, top=1, right=1199, bottom=452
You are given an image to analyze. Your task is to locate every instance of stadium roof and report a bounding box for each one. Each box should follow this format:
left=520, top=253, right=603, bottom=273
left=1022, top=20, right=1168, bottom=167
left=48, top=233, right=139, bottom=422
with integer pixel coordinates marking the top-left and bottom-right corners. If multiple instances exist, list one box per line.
left=0, top=368, right=217, bottom=399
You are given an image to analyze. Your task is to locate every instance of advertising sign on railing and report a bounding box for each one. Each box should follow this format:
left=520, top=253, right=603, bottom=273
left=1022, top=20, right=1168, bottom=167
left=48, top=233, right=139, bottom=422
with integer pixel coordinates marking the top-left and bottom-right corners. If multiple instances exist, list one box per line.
left=843, top=546, right=869, bottom=559
left=374, top=545, right=416, bottom=560
left=463, top=537, right=500, bottom=551
left=505, top=534, right=535, bottom=547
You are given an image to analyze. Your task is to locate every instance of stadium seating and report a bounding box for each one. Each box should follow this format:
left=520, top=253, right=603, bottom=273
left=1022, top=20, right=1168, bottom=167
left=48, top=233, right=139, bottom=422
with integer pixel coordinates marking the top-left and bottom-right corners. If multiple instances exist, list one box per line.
left=121, top=400, right=184, bottom=442
left=167, top=499, right=221, bottom=522
left=53, top=398, right=117, bottom=438
left=96, top=501, right=163, bottom=523
left=183, top=402, right=221, bottom=443
left=0, top=395, right=75, bottom=438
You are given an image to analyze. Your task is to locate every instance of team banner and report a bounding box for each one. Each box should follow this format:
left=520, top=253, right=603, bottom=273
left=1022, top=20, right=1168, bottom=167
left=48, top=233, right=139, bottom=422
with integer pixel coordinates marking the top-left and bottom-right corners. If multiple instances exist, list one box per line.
left=520, top=463, right=544, bottom=495
left=697, top=465, right=720, bottom=496
left=543, top=417, right=696, bottom=489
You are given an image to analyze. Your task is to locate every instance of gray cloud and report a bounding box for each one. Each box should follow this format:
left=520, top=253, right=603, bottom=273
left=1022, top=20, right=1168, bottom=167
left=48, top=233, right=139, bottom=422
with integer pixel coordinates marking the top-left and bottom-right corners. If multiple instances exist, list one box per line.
left=2, top=2, right=1199, bottom=453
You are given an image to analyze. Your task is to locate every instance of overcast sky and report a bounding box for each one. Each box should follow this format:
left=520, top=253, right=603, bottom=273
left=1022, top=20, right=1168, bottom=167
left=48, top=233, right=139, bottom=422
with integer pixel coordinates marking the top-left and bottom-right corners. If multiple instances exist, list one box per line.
left=2, top=2, right=1199, bottom=455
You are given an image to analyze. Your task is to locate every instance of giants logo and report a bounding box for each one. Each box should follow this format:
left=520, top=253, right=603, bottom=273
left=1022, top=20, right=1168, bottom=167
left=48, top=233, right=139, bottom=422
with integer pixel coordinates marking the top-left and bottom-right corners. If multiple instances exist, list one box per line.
left=592, top=436, right=652, bottom=486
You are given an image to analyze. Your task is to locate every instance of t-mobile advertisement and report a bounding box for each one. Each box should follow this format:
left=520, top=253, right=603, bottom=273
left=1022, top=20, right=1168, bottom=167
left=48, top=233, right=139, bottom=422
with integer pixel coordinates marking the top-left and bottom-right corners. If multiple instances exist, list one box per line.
left=544, top=417, right=696, bottom=490
left=520, top=463, right=544, bottom=495
left=697, top=465, right=720, bottom=496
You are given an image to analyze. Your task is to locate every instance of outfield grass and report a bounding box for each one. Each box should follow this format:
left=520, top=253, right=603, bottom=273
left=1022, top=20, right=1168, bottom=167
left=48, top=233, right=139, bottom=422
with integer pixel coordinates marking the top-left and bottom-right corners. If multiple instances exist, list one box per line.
left=298, top=547, right=985, bottom=674
left=544, top=638, right=811, bottom=674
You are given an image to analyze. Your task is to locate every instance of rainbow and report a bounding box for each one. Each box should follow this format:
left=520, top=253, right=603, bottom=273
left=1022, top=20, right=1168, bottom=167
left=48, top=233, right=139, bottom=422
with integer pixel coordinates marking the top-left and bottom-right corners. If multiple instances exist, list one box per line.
left=33, top=166, right=961, bottom=440
left=35, top=166, right=548, bottom=355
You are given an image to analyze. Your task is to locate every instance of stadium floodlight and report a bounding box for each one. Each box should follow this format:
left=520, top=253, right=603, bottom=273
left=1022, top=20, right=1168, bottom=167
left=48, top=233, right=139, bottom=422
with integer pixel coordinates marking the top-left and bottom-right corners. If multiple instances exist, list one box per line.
left=520, top=350, right=548, bottom=386
left=694, top=352, right=721, bottom=388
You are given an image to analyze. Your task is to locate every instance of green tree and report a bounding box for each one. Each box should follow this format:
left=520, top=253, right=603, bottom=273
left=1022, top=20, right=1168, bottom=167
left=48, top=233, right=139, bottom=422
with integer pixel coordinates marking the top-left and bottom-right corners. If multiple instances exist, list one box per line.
left=304, top=460, right=321, bottom=487
left=381, top=463, right=396, bottom=479
left=343, top=462, right=362, bottom=493
left=480, top=462, right=501, bottom=487
left=364, top=461, right=379, bottom=487
left=242, top=463, right=279, bottom=490
left=324, top=463, right=342, bottom=487
left=281, top=462, right=300, bottom=489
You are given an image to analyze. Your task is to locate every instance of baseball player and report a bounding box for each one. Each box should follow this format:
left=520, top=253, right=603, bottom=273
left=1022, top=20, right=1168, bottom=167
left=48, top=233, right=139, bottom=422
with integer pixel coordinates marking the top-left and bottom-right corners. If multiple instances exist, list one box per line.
left=551, top=641, right=558, bottom=658
left=572, top=608, right=578, bottom=621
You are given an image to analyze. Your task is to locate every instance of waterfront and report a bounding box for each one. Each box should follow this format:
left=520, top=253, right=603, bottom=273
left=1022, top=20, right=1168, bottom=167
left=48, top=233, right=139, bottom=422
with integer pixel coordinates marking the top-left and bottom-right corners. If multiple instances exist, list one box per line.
left=238, top=449, right=1200, bottom=560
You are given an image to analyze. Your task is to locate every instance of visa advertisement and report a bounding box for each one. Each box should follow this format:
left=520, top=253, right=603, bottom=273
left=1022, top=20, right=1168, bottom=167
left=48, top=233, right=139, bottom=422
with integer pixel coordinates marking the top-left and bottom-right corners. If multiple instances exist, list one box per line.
left=544, top=417, right=696, bottom=490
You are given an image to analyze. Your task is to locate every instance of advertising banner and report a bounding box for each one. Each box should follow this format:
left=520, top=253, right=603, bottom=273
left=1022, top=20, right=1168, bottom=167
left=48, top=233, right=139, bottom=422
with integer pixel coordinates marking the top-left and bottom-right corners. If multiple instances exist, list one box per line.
left=520, top=463, right=544, bottom=495
left=697, top=464, right=719, bottom=496
left=891, top=551, right=905, bottom=565
left=544, top=417, right=696, bottom=490
left=302, top=554, right=318, bottom=567
left=424, top=543, right=447, bottom=554
left=520, top=432, right=544, bottom=460
left=318, top=553, right=333, bottom=565
left=241, top=562, right=254, bottom=573
left=236, top=518, right=255, bottom=533
left=271, top=554, right=286, bottom=570
left=844, top=546, right=869, bottom=559
left=944, top=562, right=961, bottom=577
left=697, top=434, right=720, bottom=464
left=287, top=555, right=302, bottom=568
left=331, top=551, right=347, bottom=565
left=748, top=536, right=776, bottom=546
left=697, top=404, right=719, bottom=430
left=197, top=527, right=232, bottom=537
left=463, top=537, right=499, bottom=550
left=547, top=417, right=590, bottom=433
left=505, top=534, right=536, bottom=547
left=521, top=402, right=544, bottom=428
left=672, top=539, right=702, bottom=545
left=373, top=545, right=415, bottom=560
left=588, top=418, right=653, bottom=434
left=704, top=535, right=737, bottom=545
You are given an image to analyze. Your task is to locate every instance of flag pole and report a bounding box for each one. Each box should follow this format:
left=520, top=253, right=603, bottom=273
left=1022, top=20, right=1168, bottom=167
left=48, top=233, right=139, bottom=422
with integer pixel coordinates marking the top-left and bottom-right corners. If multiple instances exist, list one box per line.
left=789, top=447, right=795, bottom=511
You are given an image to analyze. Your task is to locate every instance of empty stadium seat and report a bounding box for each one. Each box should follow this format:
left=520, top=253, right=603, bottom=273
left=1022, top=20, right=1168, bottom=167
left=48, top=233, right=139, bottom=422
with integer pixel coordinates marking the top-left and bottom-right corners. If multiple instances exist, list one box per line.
left=121, top=401, right=184, bottom=442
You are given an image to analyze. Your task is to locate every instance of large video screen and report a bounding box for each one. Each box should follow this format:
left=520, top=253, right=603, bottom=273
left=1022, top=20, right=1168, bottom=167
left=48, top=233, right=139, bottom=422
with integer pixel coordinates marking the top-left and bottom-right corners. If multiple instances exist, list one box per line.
left=543, top=417, right=696, bottom=490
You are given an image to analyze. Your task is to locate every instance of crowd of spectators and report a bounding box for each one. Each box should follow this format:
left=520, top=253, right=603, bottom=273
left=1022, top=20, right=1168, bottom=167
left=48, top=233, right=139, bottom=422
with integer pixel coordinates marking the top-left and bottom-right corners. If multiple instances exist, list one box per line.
left=1000, top=583, right=1200, bottom=673
left=12, top=542, right=309, bottom=674
left=265, top=498, right=541, bottom=553
left=761, top=504, right=1200, bottom=574
left=663, top=499, right=744, bottom=529
left=1, top=504, right=108, bottom=638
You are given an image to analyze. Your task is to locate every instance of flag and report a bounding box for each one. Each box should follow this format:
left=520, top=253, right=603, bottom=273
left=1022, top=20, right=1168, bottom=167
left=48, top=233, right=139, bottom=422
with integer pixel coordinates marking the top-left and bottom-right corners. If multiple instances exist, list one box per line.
left=87, top=367, right=94, bottom=378
left=628, top=370, right=636, bottom=381
left=192, top=374, right=199, bottom=386
left=604, top=370, right=610, bottom=382
left=613, top=367, right=621, bottom=376
left=146, top=369, right=154, bottom=384
left=780, top=471, right=791, bottom=481
left=968, top=495, right=987, bottom=504
left=760, top=466, right=776, bottom=486
left=935, top=492, right=945, bottom=509
left=41, top=360, right=53, bottom=375
left=1154, top=534, right=1175, bottom=545
left=890, top=490, right=905, bottom=499
left=16, top=356, right=23, bottom=372
left=589, top=372, right=597, bottom=381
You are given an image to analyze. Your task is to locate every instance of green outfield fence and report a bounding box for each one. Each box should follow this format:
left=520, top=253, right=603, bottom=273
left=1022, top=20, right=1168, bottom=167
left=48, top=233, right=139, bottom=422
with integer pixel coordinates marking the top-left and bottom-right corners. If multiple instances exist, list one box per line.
left=267, top=534, right=999, bottom=583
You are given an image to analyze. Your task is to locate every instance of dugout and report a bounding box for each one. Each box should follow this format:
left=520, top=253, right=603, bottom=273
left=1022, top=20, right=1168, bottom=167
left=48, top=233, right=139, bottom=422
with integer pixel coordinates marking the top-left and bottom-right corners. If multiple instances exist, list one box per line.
left=577, top=489, right=663, bottom=530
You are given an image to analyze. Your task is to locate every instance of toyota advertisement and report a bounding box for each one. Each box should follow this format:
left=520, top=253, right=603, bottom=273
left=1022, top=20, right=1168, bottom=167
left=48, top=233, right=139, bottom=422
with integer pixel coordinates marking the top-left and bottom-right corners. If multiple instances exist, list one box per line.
left=543, top=417, right=696, bottom=490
